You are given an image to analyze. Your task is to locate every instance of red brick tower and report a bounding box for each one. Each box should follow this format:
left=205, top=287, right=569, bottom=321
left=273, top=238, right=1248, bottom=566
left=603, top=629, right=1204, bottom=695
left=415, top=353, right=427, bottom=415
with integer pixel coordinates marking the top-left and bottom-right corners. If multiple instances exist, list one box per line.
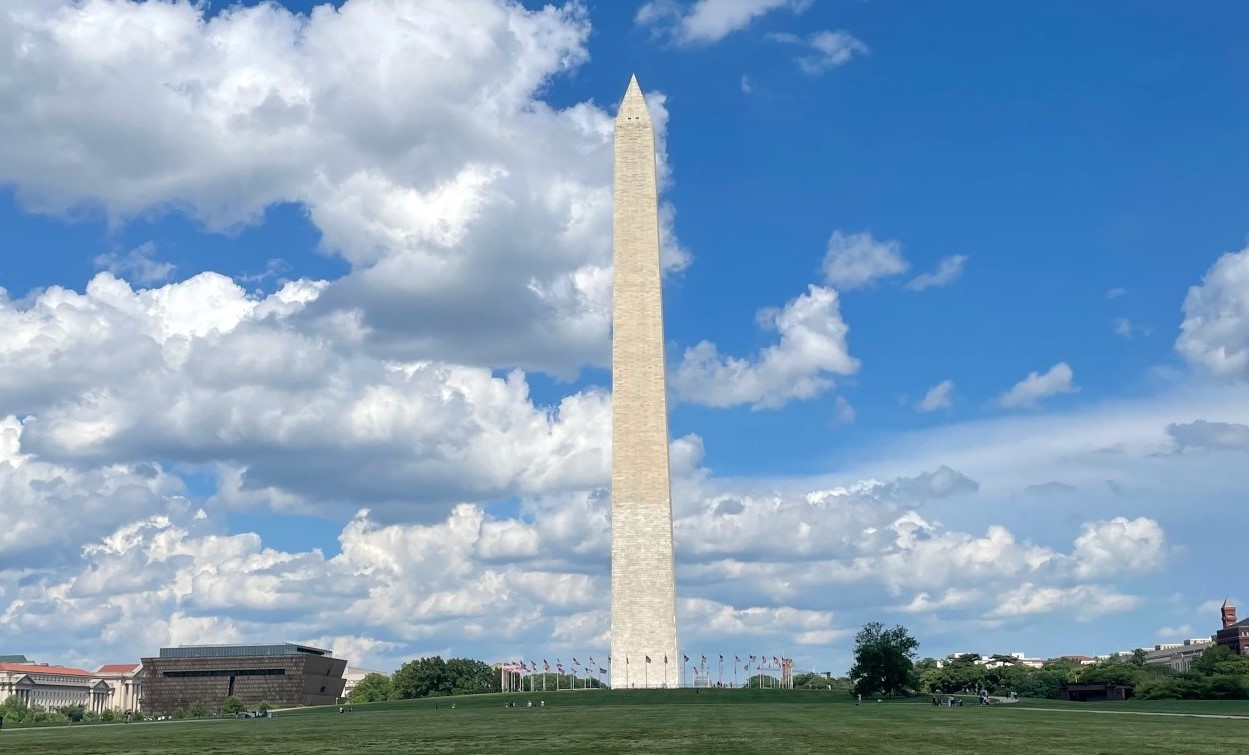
left=1222, top=599, right=1237, bottom=629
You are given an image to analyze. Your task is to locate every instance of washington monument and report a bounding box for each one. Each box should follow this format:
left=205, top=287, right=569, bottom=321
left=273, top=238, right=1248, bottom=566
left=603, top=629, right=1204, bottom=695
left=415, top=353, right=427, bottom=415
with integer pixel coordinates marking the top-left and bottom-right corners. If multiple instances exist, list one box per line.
left=610, top=75, right=679, bottom=690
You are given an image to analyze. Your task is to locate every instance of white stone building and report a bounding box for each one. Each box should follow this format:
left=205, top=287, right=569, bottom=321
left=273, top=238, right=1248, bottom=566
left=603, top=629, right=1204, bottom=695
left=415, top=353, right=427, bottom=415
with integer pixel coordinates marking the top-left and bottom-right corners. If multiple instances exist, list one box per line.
left=0, top=660, right=144, bottom=713
left=0, top=662, right=112, bottom=713
left=93, top=663, right=144, bottom=712
left=1143, top=639, right=1213, bottom=673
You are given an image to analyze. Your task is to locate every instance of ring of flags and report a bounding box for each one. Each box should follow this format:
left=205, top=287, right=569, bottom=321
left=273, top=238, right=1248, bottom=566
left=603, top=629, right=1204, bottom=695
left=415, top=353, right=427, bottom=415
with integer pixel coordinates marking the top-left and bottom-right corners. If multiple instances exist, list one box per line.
left=503, top=654, right=795, bottom=688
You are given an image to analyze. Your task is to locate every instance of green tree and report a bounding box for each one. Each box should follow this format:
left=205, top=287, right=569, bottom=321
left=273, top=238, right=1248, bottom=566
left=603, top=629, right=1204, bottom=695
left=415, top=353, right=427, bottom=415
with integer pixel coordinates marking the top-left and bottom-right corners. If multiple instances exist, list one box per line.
left=791, top=671, right=846, bottom=690
left=349, top=673, right=396, bottom=703
left=393, top=656, right=449, bottom=699
left=929, top=655, right=988, bottom=694
left=1040, top=658, right=1084, bottom=680
left=1077, top=660, right=1140, bottom=687
left=60, top=704, right=86, bottom=723
left=392, top=656, right=502, bottom=698
left=1014, top=668, right=1068, bottom=699
left=188, top=701, right=209, bottom=718
left=848, top=622, right=920, bottom=698
left=1, top=695, right=30, bottom=723
left=100, top=709, right=117, bottom=723
left=1193, top=645, right=1249, bottom=677
left=445, top=658, right=499, bottom=694
left=257, top=701, right=272, bottom=713
left=1204, top=674, right=1249, bottom=699
left=221, top=696, right=247, bottom=716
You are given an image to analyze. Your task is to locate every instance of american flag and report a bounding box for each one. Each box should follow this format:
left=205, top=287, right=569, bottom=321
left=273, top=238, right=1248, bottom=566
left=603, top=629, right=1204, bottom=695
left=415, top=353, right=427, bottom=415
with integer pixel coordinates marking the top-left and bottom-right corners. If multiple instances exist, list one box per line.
left=645, top=655, right=651, bottom=663
left=719, top=655, right=724, bottom=662
left=683, top=654, right=689, bottom=663
left=573, top=657, right=579, bottom=665
left=599, top=667, right=607, bottom=674
left=544, top=660, right=550, bottom=671
left=750, top=655, right=756, bottom=662
left=735, top=656, right=741, bottom=662
left=701, top=654, right=706, bottom=664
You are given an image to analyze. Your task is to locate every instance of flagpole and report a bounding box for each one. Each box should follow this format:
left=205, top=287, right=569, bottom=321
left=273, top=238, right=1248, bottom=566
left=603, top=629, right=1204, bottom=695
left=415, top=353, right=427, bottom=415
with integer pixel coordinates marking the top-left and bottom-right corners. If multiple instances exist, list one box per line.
left=718, top=656, right=723, bottom=687
left=734, top=657, right=738, bottom=688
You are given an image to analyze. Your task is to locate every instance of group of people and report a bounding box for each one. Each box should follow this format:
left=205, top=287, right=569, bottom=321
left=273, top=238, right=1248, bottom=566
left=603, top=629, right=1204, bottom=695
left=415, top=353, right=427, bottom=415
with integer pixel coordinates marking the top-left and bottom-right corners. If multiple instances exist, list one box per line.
left=932, top=689, right=1014, bottom=707
left=932, top=695, right=965, bottom=707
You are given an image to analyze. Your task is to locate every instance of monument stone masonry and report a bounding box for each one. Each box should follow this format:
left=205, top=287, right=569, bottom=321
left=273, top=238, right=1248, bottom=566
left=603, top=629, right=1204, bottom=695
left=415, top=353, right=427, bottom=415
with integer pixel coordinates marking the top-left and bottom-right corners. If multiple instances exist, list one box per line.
left=609, top=75, right=680, bottom=689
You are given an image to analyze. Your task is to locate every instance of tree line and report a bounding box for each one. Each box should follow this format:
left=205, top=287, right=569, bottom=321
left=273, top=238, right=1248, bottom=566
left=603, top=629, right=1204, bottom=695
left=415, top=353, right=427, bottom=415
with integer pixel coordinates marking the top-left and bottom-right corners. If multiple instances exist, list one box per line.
left=848, top=620, right=1249, bottom=700
left=349, top=656, right=502, bottom=703
left=0, top=695, right=272, bottom=725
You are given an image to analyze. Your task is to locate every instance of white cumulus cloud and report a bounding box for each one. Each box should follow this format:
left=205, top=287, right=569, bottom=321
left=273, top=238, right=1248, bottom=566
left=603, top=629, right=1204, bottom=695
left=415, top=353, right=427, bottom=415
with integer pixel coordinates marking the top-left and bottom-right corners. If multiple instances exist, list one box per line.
left=637, top=0, right=810, bottom=45
left=917, top=380, right=955, bottom=413
left=1177, top=245, right=1249, bottom=379
left=0, top=273, right=610, bottom=512
left=1071, top=517, right=1167, bottom=580
left=672, top=284, right=859, bottom=409
left=997, top=362, right=1078, bottom=409
left=0, top=0, right=687, bottom=377
left=821, top=230, right=909, bottom=291
left=905, top=254, right=968, bottom=292
left=768, top=30, right=869, bottom=75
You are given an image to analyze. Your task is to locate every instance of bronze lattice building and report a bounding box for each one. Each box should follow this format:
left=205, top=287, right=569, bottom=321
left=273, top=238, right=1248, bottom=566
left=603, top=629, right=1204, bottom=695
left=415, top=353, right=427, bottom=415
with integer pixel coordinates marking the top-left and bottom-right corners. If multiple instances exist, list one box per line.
left=142, top=643, right=347, bottom=714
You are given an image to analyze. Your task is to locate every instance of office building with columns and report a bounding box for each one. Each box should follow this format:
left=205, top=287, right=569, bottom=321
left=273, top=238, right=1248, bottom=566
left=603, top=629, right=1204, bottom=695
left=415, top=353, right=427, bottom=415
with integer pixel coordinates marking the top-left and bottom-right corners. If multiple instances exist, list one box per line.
left=94, top=663, right=144, bottom=712
left=0, top=662, right=114, bottom=713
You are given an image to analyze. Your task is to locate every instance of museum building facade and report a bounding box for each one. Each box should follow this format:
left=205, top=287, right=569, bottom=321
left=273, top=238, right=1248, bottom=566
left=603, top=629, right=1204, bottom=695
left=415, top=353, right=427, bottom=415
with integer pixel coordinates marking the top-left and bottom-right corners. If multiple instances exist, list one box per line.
left=141, top=643, right=347, bottom=714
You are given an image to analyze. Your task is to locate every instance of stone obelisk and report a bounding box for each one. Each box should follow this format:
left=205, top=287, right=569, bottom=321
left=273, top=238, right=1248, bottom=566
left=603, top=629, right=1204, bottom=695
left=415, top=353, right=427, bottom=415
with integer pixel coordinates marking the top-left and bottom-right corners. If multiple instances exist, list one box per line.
left=610, top=75, right=679, bottom=690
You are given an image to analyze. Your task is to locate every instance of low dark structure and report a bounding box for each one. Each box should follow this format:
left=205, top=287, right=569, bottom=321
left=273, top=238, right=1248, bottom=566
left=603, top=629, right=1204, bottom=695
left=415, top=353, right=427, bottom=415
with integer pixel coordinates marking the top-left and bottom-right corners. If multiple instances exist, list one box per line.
left=142, top=643, right=346, bottom=715
left=1061, top=682, right=1133, bottom=702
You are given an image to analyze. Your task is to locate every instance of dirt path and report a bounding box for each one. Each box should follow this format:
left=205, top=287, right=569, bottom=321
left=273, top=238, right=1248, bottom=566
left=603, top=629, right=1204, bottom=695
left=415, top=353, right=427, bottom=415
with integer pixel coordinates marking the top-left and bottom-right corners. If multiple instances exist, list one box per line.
left=1007, top=706, right=1249, bottom=720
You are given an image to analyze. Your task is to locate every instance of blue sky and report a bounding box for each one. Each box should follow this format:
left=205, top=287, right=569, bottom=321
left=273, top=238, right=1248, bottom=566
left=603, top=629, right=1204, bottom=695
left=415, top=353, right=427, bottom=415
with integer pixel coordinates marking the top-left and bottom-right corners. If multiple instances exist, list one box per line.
left=1, top=0, right=1248, bottom=677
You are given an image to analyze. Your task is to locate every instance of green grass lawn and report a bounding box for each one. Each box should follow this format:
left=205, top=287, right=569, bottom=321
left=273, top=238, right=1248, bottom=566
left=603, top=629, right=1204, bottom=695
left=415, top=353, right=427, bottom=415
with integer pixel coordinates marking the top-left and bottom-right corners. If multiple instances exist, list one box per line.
left=3, top=690, right=1249, bottom=754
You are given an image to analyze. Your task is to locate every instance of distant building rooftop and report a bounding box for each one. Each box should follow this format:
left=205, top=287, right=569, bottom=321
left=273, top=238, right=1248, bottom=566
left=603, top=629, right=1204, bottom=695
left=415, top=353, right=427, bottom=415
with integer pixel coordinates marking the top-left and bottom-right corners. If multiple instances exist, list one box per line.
left=156, top=643, right=333, bottom=659
left=0, top=655, right=29, bottom=663
left=0, top=663, right=92, bottom=676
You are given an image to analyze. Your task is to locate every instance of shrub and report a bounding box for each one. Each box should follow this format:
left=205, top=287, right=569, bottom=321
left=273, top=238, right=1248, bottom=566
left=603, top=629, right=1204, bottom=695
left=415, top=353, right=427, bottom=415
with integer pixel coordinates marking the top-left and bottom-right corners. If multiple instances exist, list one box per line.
left=221, top=696, right=247, bottom=716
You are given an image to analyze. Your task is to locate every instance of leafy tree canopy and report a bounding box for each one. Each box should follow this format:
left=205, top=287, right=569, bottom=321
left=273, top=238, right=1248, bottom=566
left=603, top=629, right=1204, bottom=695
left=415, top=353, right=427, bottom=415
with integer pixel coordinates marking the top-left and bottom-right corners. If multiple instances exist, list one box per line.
left=221, top=696, right=247, bottom=715
left=349, top=673, right=396, bottom=703
left=392, top=656, right=501, bottom=699
left=848, top=622, right=920, bottom=698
